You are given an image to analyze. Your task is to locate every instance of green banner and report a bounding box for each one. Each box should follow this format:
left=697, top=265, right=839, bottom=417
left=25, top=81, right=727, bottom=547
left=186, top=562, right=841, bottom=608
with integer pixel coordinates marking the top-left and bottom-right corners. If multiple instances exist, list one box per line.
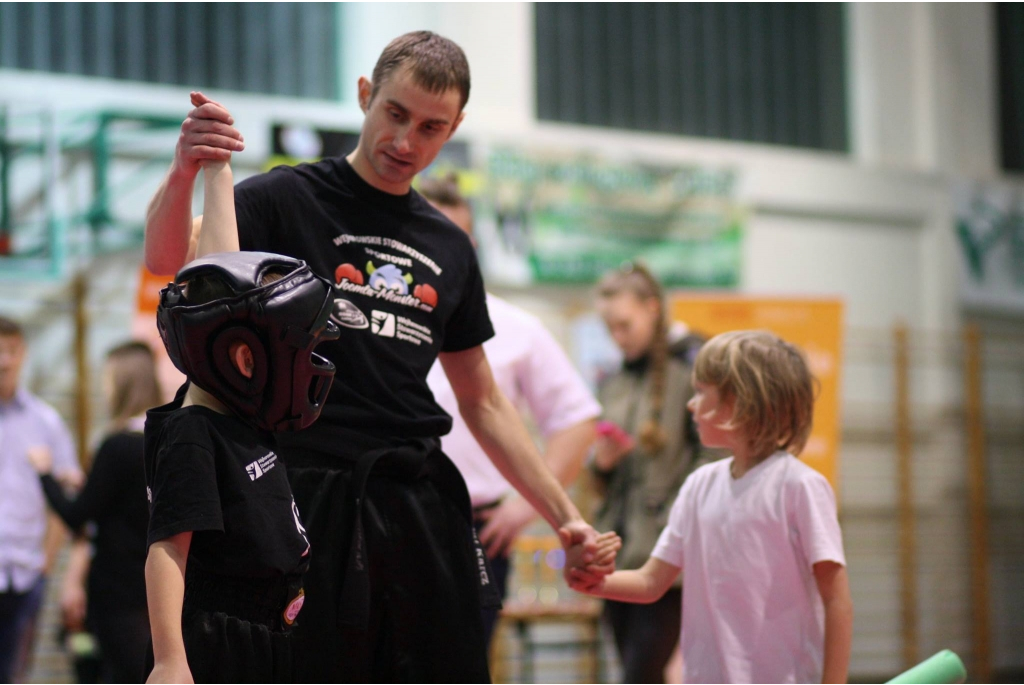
left=476, top=149, right=744, bottom=287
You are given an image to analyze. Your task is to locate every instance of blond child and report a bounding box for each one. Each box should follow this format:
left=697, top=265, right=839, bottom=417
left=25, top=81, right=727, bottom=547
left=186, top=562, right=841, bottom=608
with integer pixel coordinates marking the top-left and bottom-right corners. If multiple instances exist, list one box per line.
left=571, top=330, right=853, bottom=684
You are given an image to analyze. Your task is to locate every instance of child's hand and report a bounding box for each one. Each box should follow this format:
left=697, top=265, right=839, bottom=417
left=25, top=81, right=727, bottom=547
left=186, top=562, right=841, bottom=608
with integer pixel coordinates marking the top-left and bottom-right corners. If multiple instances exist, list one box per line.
left=568, top=565, right=607, bottom=594
left=147, top=657, right=194, bottom=684
left=565, top=531, right=621, bottom=587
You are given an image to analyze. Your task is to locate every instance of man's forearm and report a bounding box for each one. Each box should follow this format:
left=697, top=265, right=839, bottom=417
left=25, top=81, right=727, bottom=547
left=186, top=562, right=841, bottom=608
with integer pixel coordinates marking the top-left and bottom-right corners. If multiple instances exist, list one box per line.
left=460, top=389, right=583, bottom=529
left=543, top=419, right=597, bottom=488
left=145, top=164, right=199, bottom=275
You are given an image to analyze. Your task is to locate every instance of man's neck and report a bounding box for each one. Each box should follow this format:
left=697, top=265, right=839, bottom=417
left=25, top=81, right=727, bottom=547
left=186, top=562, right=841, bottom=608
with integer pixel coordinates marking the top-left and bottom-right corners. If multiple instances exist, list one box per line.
left=346, top=148, right=412, bottom=196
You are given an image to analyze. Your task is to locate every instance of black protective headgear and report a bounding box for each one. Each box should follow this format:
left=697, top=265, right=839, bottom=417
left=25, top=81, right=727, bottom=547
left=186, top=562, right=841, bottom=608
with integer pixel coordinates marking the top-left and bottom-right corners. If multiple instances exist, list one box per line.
left=156, top=251, right=340, bottom=432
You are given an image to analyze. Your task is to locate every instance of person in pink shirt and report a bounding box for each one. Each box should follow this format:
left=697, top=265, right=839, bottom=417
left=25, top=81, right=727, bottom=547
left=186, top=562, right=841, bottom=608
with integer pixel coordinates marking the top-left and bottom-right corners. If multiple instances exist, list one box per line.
left=571, top=330, right=853, bottom=684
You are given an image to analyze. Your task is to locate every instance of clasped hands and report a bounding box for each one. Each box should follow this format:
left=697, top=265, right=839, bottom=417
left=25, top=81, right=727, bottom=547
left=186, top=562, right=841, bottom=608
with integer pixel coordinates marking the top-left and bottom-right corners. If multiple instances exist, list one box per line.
left=557, top=521, right=621, bottom=588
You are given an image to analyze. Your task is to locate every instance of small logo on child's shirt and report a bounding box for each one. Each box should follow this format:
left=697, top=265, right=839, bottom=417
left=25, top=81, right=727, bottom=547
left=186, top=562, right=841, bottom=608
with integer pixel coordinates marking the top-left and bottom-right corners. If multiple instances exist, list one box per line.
left=246, top=451, right=278, bottom=481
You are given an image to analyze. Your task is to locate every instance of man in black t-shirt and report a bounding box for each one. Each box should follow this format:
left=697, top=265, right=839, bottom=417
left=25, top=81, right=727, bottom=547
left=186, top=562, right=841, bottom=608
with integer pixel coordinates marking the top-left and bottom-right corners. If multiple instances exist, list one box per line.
left=144, top=31, right=613, bottom=682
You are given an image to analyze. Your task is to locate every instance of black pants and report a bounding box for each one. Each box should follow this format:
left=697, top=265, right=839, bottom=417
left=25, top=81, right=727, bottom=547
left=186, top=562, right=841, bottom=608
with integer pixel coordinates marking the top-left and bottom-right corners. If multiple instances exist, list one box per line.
left=145, top=609, right=294, bottom=684
left=604, top=588, right=682, bottom=684
left=472, top=516, right=510, bottom=652
left=0, top=576, right=46, bottom=684
left=285, top=455, right=492, bottom=683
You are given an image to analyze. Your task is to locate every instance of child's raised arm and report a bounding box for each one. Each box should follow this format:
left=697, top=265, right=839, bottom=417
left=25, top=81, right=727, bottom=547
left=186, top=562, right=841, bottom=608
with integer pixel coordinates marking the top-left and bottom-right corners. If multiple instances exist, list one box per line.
left=194, top=158, right=239, bottom=258
left=569, top=555, right=680, bottom=605
left=145, top=531, right=194, bottom=684
left=814, top=561, right=853, bottom=684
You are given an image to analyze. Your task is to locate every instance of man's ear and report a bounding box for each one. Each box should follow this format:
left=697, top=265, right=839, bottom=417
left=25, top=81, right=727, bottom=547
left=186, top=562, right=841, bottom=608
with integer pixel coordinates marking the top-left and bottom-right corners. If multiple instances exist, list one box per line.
left=446, top=110, right=466, bottom=141
left=230, top=342, right=255, bottom=380
left=357, top=76, right=373, bottom=113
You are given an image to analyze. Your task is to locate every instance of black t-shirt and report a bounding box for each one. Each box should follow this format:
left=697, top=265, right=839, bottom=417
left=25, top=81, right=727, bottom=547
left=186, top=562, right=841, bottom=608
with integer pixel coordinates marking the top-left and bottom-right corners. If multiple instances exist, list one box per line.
left=40, top=430, right=149, bottom=613
left=144, top=392, right=310, bottom=579
left=234, top=157, right=494, bottom=451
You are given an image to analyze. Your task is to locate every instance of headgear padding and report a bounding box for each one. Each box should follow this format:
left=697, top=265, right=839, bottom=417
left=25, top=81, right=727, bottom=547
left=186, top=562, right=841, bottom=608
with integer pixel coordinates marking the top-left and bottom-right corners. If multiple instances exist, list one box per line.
left=157, top=251, right=340, bottom=432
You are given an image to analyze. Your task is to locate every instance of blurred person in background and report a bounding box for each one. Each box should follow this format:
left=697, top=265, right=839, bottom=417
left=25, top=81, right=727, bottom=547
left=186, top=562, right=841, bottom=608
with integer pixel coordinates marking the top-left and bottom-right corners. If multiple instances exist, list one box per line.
left=0, top=315, right=80, bottom=684
left=421, top=175, right=602, bottom=649
left=27, top=341, right=160, bottom=683
left=590, top=264, right=712, bottom=683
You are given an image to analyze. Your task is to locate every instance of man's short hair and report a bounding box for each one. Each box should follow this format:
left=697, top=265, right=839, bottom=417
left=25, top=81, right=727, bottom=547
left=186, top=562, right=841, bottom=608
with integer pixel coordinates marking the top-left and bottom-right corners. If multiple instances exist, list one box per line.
left=372, top=31, right=471, bottom=111
left=0, top=315, right=23, bottom=338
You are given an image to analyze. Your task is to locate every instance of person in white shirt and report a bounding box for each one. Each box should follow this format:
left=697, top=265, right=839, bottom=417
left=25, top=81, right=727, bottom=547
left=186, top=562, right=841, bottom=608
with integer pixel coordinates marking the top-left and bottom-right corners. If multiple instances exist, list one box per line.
left=421, top=176, right=601, bottom=648
left=570, top=330, right=853, bottom=684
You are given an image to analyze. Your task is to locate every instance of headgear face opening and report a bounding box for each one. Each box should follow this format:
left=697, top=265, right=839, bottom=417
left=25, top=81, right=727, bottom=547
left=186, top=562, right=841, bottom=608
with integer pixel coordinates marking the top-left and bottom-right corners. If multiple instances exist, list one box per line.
left=156, top=251, right=341, bottom=432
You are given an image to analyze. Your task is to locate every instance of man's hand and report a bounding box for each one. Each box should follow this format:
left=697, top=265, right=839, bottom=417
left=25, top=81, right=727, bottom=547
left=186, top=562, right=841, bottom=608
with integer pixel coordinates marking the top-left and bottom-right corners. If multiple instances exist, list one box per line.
left=26, top=445, right=53, bottom=474
left=174, top=91, right=244, bottom=177
left=478, top=496, right=537, bottom=558
left=567, top=531, right=621, bottom=593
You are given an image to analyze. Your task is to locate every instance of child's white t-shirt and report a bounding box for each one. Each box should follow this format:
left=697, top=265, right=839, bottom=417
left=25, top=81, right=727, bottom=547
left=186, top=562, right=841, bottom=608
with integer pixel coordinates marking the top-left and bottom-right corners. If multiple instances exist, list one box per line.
left=651, top=451, right=846, bottom=684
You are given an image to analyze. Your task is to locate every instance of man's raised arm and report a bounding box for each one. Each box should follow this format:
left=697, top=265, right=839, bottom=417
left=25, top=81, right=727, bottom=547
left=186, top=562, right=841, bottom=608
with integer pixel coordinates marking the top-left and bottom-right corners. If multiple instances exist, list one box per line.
left=144, top=92, right=244, bottom=274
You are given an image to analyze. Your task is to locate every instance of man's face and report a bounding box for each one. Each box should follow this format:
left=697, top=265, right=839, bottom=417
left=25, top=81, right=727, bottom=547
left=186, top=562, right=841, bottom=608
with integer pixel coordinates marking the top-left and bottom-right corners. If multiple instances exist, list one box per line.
left=356, top=67, right=465, bottom=194
left=0, top=333, right=26, bottom=400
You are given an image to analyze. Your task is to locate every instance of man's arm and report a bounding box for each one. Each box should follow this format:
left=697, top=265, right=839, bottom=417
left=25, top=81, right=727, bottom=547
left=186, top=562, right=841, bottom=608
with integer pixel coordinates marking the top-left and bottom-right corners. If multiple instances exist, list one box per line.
left=814, top=561, right=853, bottom=684
left=146, top=532, right=194, bottom=684
left=439, top=346, right=598, bottom=559
left=145, top=91, right=242, bottom=274
left=478, top=419, right=596, bottom=557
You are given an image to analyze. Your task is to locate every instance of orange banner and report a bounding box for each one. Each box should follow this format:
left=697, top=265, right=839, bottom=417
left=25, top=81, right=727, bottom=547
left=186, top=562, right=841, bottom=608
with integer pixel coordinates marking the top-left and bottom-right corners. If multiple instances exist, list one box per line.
left=670, top=296, right=844, bottom=495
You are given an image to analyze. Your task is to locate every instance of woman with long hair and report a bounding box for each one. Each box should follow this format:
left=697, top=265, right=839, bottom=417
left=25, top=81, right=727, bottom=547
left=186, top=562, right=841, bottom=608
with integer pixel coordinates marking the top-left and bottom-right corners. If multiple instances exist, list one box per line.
left=591, top=263, right=712, bottom=683
left=27, top=341, right=161, bottom=683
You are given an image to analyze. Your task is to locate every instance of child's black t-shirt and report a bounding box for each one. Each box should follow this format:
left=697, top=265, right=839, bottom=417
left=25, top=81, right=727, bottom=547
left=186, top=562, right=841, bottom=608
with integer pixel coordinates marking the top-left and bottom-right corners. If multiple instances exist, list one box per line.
left=233, top=157, right=494, bottom=451
left=144, top=391, right=310, bottom=579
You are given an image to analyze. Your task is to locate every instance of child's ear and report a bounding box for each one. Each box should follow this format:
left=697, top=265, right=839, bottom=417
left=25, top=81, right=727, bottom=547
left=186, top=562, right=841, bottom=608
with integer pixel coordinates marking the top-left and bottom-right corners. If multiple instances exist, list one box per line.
left=230, top=341, right=255, bottom=380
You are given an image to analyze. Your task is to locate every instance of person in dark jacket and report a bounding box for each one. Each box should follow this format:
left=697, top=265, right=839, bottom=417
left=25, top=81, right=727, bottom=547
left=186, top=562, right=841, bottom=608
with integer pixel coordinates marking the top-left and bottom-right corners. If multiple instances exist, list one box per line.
left=28, top=341, right=161, bottom=683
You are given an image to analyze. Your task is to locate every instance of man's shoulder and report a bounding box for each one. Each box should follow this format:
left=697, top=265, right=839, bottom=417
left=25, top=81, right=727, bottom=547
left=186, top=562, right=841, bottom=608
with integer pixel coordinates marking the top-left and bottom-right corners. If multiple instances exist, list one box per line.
left=16, top=389, right=67, bottom=427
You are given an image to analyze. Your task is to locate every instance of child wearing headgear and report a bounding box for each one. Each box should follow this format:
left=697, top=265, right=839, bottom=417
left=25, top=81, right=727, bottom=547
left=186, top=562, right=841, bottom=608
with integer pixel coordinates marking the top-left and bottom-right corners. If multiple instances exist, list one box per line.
left=570, top=330, right=853, bottom=684
left=143, top=151, right=339, bottom=683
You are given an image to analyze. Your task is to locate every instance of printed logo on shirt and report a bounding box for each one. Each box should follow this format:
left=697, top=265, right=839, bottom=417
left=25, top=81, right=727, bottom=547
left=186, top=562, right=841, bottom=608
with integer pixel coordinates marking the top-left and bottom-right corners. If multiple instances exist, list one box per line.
left=332, top=242, right=441, bottom=313
left=245, top=451, right=278, bottom=481
left=291, top=498, right=310, bottom=557
left=146, top=486, right=152, bottom=503
left=331, top=297, right=369, bottom=330
left=371, top=310, right=396, bottom=337
left=370, top=310, right=434, bottom=347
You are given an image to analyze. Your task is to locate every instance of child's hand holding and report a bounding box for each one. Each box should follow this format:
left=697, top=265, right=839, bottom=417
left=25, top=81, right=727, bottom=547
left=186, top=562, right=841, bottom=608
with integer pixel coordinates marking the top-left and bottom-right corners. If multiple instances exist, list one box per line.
left=566, top=531, right=621, bottom=593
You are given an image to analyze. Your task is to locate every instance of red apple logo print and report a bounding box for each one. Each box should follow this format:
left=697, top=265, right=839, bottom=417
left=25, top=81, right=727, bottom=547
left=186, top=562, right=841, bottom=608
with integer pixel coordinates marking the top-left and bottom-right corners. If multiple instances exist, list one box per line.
left=335, top=263, right=364, bottom=285
left=414, top=283, right=438, bottom=307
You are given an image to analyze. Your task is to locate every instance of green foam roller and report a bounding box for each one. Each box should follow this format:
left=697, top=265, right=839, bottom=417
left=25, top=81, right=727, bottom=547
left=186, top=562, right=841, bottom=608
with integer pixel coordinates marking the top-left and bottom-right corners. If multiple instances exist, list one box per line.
left=887, top=650, right=967, bottom=684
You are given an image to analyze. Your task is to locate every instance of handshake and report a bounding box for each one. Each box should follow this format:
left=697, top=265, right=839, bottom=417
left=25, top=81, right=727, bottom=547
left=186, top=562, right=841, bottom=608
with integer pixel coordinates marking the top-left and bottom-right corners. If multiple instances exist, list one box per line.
left=560, top=528, right=622, bottom=593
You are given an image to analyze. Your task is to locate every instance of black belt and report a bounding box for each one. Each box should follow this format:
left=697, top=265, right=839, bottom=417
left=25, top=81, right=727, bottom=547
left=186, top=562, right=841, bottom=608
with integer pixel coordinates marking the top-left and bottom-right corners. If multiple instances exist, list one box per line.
left=286, top=437, right=502, bottom=630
